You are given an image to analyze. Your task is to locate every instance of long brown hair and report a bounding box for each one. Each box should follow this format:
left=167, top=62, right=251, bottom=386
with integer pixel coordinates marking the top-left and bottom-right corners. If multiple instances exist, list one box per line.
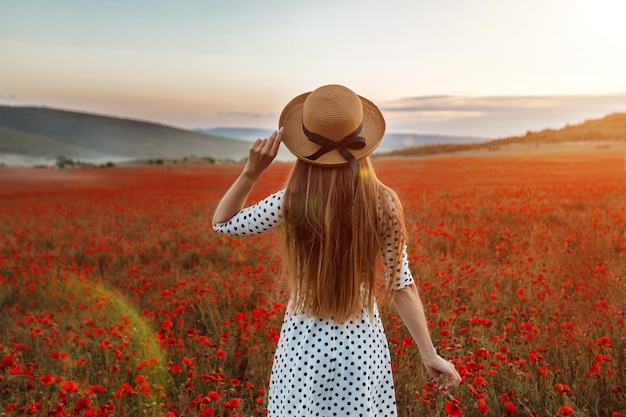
left=282, top=158, right=406, bottom=323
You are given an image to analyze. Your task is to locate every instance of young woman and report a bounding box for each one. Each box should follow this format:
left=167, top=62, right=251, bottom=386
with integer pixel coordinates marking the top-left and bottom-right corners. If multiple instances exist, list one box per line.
left=213, top=84, right=461, bottom=416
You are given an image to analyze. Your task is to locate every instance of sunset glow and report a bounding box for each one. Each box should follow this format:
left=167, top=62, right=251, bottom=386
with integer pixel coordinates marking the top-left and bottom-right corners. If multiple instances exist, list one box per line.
left=2, top=0, right=626, bottom=137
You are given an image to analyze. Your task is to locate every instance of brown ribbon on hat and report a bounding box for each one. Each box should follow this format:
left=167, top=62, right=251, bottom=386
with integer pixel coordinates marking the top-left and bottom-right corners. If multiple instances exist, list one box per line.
left=302, top=122, right=366, bottom=185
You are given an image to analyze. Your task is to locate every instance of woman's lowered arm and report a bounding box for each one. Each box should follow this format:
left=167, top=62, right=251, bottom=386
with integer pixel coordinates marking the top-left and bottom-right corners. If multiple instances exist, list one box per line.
left=393, top=283, right=462, bottom=392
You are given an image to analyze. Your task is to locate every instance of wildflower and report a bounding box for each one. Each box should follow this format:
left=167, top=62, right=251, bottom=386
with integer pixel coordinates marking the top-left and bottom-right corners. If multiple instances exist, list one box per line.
left=528, top=350, right=540, bottom=363
left=4, top=403, right=17, bottom=412
left=136, top=376, right=150, bottom=397
left=556, top=405, right=574, bottom=416
left=39, top=374, right=55, bottom=385
left=476, top=399, right=488, bottom=413
left=216, top=349, right=227, bottom=359
left=61, top=380, right=79, bottom=393
left=74, top=396, right=93, bottom=412
left=594, top=336, right=612, bottom=347
left=473, top=376, right=488, bottom=387
left=113, top=383, right=136, bottom=399
left=554, top=383, right=572, bottom=395
left=587, top=361, right=601, bottom=378
left=98, top=338, right=112, bottom=349
left=50, top=351, right=69, bottom=360
left=444, top=398, right=463, bottom=417
left=88, top=385, right=106, bottom=395
left=504, top=402, right=517, bottom=414
left=24, top=401, right=42, bottom=415
left=222, top=398, right=240, bottom=412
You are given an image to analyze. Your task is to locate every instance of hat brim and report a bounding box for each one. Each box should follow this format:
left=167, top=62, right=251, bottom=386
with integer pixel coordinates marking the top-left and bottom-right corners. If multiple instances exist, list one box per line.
left=279, top=92, right=386, bottom=167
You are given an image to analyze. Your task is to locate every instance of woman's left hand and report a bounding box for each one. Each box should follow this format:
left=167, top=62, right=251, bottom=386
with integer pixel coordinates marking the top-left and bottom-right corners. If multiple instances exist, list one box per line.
left=243, top=127, right=283, bottom=178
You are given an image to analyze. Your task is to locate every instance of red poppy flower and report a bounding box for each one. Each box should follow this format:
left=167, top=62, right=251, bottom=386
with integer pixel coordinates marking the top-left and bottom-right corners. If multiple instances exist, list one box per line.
left=476, top=399, right=488, bottom=413
left=62, top=380, right=79, bottom=393
left=88, top=385, right=106, bottom=395
left=39, top=374, right=55, bottom=385
left=200, top=408, right=215, bottom=417
left=504, top=402, right=517, bottom=414
left=222, top=398, right=240, bottom=411
left=554, top=383, right=572, bottom=395
left=113, top=383, right=136, bottom=399
left=444, top=399, right=463, bottom=417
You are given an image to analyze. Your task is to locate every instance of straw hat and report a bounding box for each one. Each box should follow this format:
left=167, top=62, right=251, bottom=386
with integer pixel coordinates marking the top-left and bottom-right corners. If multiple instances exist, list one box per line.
left=279, top=84, right=385, bottom=167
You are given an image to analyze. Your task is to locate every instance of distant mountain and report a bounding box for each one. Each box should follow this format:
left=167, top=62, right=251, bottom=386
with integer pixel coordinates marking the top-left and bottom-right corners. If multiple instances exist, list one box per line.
left=5, top=106, right=621, bottom=166
left=383, top=112, right=626, bottom=157
left=198, top=127, right=488, bottom=153
left=376, top=133, right=488, bottom=152
left=0, top=106, right=251, bottom=164
left=198, top=127, right=275, bottom=142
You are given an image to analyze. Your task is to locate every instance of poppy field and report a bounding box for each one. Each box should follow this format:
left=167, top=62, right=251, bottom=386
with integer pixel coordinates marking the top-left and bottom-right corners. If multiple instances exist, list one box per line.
left=0, top=154, right=624, bottom=417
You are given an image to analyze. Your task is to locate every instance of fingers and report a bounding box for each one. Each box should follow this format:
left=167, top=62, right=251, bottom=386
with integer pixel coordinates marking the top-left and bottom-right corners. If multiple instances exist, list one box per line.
left=271, top=126, right=284, bottom=155
left=262, top=127, right=282, bottom=156
left=250, top=138, right=262, bottom=151
left=261, top=131, right=275, bottom=154
left=439, top=366, right=462, bottom=392
left=251, top=128, right=282, bottom=157
left=426, top=358, right=462, bottom=392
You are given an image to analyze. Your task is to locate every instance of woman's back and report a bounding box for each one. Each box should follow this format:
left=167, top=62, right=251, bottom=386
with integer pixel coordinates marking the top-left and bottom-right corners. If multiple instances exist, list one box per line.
left=282, top=158, right=407, bottom=323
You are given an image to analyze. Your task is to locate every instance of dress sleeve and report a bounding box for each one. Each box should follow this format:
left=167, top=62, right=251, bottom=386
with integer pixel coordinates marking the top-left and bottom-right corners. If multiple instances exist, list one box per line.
left=380, top=191, right=415, bottom=290
left=213, top=189, right=284, bottom=236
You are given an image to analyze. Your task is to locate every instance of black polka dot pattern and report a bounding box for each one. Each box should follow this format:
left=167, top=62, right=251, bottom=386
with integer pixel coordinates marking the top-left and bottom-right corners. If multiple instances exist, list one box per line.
left=379, top=190, right=414, bottom=291
left=214, top=189, right=415, bottom=416
left=213, top=190, right=284, bottom=235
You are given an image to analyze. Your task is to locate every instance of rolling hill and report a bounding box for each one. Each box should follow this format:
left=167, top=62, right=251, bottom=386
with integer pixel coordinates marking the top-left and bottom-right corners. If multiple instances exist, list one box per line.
left=0, top=106, right=251, bottom=164
left=382, top=112, right=626, bottom=157
left=2, top=105, right=625, bottom=166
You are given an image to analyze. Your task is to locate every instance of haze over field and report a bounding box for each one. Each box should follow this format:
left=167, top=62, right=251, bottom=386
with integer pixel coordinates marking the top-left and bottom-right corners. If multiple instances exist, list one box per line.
left=1, top=103, right=625, bottom=167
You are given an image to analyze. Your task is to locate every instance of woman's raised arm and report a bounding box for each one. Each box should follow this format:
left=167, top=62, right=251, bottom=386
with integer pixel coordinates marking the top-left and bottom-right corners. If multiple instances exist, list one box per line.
left=212, top=127, right=283, bottom=226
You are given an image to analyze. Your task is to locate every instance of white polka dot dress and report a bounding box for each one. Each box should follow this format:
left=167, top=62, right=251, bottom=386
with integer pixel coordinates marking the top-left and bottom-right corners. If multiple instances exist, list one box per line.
left=214, top=189, right=415, bottom=417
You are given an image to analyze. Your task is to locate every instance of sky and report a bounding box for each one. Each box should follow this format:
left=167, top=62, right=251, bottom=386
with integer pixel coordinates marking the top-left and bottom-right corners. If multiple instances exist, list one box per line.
left=2, top=0, right=626, bottom=139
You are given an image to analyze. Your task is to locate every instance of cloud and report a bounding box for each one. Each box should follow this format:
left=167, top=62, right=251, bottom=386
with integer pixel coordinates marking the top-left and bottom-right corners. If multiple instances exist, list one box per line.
left=379, top=93, right=626, bottom=138
left=381, top=93, right=626, bottom=112
left=0, top=94, right=19, bottom=101
left=218, top=111, right=277, bottom=119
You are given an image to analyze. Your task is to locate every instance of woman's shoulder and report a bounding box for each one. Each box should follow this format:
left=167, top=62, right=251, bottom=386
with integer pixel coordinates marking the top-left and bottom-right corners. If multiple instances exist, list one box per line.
left=378, top=183, right=402, bottom=207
